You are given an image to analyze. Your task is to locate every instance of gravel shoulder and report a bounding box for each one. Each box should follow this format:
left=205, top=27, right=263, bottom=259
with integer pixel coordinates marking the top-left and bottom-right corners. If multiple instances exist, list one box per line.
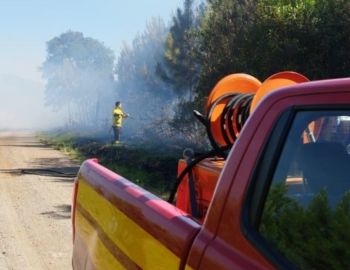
left=0, top=131, right=78, bottom=269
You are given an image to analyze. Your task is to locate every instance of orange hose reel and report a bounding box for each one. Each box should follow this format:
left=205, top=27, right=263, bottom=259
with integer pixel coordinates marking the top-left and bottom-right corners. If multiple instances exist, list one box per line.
left=206, top=74, right=261, bottom=147
left=206, top=71, right=309, bottom=149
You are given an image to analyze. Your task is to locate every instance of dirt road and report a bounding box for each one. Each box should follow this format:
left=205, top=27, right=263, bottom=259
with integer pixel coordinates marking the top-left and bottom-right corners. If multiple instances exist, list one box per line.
left=0, top=131, right=78, bottom=269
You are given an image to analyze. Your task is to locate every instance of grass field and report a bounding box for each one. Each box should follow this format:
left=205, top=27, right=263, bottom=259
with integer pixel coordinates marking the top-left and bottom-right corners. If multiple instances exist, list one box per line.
left=39, top=132, right=181, bottom=198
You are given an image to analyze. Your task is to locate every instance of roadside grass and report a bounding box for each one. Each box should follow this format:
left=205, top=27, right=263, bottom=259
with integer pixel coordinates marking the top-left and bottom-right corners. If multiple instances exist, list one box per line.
left=39, top=133, right=85, bottom=161
left=39, top=132, right=179, bottom=198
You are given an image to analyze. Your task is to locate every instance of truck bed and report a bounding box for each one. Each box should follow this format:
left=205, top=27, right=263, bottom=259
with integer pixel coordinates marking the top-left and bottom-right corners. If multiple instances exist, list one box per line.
left=72, top=159, right=201, bottom=270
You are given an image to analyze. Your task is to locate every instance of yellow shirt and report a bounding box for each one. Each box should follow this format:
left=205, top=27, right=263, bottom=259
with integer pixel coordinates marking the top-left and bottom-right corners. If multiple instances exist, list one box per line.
left=112, top=106, right=125, bottom=127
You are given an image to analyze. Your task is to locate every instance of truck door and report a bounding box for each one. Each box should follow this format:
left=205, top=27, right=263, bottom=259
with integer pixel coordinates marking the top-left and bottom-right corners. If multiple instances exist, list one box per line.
left=185, top=79, right=350, bottom=269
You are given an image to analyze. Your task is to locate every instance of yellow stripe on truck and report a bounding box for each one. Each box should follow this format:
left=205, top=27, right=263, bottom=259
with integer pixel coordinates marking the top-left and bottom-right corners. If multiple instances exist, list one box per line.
left=75, top=210, right=127, bottom=270
left=76, top=178, right=181, bottom=270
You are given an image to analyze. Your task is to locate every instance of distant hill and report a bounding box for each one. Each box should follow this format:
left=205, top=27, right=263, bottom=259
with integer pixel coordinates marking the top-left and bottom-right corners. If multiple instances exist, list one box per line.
left=0, top=74, right=63, bottom=130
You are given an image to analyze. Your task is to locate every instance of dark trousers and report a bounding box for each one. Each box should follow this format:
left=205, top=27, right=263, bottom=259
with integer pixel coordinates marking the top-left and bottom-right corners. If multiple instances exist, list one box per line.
left=112, top=126, right=121, bottom=141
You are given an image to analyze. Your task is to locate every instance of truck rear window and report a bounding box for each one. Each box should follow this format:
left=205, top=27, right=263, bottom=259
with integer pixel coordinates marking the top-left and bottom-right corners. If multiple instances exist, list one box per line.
left=259, top=110, right=350, bottom=270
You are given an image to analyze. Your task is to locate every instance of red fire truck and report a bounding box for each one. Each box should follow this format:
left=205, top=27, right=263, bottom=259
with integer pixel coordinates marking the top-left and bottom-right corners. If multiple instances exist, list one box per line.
left=72, top=72, right=350, bottom=270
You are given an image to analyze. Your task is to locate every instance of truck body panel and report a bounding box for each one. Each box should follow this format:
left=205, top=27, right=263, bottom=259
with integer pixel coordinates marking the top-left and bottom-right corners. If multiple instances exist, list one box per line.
left=176, top=159, right=224, bottom=221
left=73, top=159, right=201, bottom=270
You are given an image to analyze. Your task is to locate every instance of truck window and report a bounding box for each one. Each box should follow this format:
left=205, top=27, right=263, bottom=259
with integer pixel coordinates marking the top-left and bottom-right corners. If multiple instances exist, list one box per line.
left=258, top=110, right=350, bottom=270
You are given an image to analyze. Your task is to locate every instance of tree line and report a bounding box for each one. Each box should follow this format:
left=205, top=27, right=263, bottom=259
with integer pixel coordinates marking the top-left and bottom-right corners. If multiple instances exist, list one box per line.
left=41, top=0, right=350, bottom=145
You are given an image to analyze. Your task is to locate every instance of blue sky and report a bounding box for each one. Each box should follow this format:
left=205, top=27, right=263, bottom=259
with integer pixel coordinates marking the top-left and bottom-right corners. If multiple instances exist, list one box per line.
left=0, top=0, right=183, bottom=82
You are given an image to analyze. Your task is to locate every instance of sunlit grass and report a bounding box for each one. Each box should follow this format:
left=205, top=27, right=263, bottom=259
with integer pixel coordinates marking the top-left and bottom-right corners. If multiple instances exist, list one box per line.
left=38, top=132, right=85, bottom=161
left=38, top=132, right=177, bottom=199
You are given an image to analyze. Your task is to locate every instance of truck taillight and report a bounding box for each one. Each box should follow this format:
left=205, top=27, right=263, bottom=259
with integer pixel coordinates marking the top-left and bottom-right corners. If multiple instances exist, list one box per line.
left=71, top=178, right=79, bottom=243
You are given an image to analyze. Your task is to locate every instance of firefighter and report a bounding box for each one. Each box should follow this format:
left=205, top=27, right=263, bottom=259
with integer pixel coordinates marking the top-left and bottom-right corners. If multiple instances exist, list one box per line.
left=112, top=101, right=129, bottom=143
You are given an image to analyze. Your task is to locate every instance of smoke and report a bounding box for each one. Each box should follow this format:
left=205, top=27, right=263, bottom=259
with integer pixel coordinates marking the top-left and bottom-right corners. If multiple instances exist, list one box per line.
left=0, top=74, right=64, bottom=131
left=113, top=15, right=208, bottom=148
left=39, top=31, right=116, bottom=138
left=112, top=18, right=180, bottom=144
left=37, top=28, right=182, bottom=143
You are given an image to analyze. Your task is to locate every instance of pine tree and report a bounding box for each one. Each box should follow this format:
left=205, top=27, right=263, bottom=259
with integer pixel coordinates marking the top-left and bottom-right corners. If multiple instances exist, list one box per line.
left=160, top=0, right=201, bottom=101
